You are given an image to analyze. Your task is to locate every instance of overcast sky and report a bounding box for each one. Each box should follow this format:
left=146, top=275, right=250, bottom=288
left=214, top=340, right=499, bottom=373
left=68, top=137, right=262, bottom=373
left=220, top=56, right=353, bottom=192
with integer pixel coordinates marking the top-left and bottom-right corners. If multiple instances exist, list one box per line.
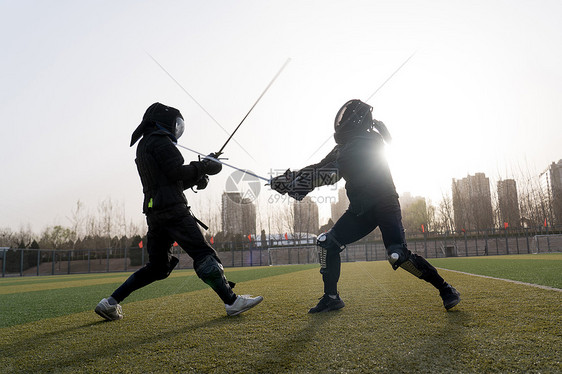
left=1, top=0, right=561, bottom=234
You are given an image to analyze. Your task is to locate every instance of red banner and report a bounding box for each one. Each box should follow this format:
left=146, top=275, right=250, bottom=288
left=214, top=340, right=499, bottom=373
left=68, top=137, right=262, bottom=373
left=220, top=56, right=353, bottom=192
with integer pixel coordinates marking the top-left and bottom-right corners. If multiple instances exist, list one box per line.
left=210, top=236, right=214, bottom=244
left=138, top=240, right=143, bottom=249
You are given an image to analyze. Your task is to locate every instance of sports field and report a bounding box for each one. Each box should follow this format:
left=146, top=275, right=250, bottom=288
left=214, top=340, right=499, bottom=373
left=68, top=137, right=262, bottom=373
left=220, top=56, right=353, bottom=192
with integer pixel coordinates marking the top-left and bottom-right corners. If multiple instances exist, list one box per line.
left=1, top=254, right=561, bottom=373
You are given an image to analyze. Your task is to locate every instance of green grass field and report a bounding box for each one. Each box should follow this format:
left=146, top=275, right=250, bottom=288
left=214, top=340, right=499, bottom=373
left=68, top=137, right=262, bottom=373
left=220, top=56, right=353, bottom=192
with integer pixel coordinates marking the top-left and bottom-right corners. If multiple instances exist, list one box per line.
left=1, top=254, right=560, bottom=373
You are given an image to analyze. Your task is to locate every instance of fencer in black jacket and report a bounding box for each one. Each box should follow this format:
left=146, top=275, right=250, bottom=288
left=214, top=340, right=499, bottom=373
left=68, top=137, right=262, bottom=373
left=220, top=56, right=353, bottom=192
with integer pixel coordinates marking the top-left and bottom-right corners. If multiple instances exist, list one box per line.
left=272, top=99, right=460, bottom=313
left=95, top=103, right=263, bottom=320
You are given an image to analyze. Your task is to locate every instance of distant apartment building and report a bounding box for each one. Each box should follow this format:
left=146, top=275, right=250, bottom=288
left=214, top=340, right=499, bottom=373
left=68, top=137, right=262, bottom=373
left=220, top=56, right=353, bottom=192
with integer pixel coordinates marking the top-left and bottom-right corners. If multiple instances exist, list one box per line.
left=497, top=179, right=520, bottom=227
left=541, top=160, right=562, bottom=225
left=330, top=188, right=349, bottom=222
left=293, top=196, right=319, bottom=235
left=452, top=173, right=494, bottom=231
left=221, top=192, right=256, bottom=236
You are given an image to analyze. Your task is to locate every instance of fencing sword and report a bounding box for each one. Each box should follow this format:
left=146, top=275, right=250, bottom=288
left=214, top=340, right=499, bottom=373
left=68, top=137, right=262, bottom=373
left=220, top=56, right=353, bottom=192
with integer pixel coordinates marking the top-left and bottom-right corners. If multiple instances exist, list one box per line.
left=215, top=57, right=291, bottom=157
left=147, top=51, right=256, bottom=161
left=303, top=52, right=416, bottom=162
left=176, top=142, right=271, bottom=183
left=365, top=51, right=416, bottom=103
left=182, top=58, right=291, bottom=184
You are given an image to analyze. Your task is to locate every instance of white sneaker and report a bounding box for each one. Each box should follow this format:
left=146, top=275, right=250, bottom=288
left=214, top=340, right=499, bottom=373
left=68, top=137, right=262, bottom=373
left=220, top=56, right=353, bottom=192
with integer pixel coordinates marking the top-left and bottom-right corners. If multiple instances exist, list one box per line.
left=225, top=295, right=264, bottom=316
left=95, top=298, right=123, bottom=321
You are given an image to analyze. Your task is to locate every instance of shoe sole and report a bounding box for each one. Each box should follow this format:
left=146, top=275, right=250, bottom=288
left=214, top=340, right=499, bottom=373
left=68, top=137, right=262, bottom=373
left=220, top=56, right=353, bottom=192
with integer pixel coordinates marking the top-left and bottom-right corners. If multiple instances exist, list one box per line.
left=444, top=296, right=461, bottom=310
left=95, top=305, right=122, bottom=321
left=308, top=302, right=345, bottom=314
left=227, top=297, right=264, bottom=316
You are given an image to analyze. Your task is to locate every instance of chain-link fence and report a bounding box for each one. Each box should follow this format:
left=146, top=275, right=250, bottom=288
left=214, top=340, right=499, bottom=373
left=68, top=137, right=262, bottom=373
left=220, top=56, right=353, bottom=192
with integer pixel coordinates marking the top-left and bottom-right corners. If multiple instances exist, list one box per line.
left=2, top=227, right=561, bottom=277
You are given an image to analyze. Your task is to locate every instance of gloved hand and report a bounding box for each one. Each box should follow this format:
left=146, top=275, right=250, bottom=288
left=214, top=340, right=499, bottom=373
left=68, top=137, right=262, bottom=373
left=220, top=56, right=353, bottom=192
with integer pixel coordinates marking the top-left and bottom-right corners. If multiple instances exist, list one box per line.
left=200, top=153, right=222, bottom=175
left=195, top=175, right=209, bottom=190
left=270, top=169, right=298, bottom=194
left=286, top=174, right=313, bottom=200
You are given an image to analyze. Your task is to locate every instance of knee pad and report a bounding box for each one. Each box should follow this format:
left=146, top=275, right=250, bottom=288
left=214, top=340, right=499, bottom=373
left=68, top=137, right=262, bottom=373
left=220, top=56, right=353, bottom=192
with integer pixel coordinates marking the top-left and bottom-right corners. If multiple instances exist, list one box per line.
left=194, top=255, right=236, bottom=303
left=194, top=255, right=225, bottom=283
left=317, top=230, right=345, bottom=269
left=387, top=244, right=424, bottom=278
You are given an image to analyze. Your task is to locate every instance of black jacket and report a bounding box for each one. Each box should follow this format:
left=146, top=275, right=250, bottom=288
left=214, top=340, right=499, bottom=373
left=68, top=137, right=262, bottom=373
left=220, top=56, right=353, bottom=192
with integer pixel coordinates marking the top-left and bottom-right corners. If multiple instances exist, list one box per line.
left=306, top=131, right=397, bottom=214
left=135, top=129, right=204, bottom=214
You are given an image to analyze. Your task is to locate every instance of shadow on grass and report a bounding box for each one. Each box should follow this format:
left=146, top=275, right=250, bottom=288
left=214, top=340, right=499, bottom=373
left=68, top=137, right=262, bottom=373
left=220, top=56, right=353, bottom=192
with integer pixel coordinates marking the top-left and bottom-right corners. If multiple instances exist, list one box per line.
left=396, top=308, right=474, bottom=371
left=1, top=314, right=236, bottom=373
left=1, top=320, right=106, bottom=356
left=251, top=310, right=342, bottom=373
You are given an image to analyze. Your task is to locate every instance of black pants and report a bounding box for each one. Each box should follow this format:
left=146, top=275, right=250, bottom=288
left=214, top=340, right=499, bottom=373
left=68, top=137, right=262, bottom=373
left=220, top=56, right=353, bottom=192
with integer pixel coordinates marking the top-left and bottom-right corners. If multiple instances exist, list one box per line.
left=112, top=204, right=220, bottom=302
left=323, top=198, right=444, bottom=294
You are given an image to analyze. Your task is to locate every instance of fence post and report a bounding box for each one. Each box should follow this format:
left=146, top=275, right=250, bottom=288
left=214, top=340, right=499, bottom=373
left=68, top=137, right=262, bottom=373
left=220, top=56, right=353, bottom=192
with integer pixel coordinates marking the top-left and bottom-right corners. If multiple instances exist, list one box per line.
left=505, top=227, right=509, bottom=255
left=88, top=250, right=91, bottom=273
left=475, top=231, right=479, bottom=256
left=484, top=231, right=489, bottom=256
left=52, top=250, right=55, bottom=275
left=37, top=249, right=40, bottom=276
left=462, top=231, right=466, bottom=256
left=68, top=250, right=71, bottom=274
left=20, top=249, right=24, bottom=276
left=2, top=248, right=6, bottom=277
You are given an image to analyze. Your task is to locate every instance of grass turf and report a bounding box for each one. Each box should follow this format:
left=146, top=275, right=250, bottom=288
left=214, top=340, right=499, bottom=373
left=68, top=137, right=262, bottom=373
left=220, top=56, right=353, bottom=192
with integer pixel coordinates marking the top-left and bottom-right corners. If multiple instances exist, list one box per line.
left=430, top=253, right=562, bottom=289
left=0, top=256, right=560, bottom=373
left=0, top=264, right=316, bottom=328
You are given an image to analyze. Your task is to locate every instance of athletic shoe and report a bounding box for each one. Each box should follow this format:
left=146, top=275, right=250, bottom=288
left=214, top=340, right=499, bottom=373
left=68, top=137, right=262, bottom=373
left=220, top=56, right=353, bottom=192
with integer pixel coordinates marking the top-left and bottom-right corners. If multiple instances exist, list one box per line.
left=95, top=298, right=124, bottom=321
left=440, top=285, right=461, bottom=310
left=308, top=294, right=345, bottom=313
left=226, top=295, right=264, bottom=316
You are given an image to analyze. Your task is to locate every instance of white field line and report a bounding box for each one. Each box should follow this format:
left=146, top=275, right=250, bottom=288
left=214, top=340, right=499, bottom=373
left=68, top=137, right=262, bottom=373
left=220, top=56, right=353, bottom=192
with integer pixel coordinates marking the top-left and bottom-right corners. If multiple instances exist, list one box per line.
left=436, top=268, right=562, bottom=292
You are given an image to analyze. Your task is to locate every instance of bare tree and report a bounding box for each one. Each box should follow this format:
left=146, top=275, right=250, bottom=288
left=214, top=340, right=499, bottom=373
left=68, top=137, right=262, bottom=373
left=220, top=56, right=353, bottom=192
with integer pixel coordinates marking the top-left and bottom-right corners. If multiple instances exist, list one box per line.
left=401, top=198, right=428, bottom=234
left=437, top=193, right=455, bottom=233
left=39, top=225, right=73, bottom=249
left=0, top=227, right=14, bottom=247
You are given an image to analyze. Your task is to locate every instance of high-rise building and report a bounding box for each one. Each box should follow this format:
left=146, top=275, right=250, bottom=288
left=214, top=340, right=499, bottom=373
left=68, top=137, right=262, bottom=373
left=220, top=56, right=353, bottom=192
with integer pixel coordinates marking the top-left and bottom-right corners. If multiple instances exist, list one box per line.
left=331, top=188, right=349, bottom=222
left=452, top=173, right=494, bottom=231
left=542, top=160, right=562, bottom=225
left=221, top=192, right=256, bottom=236
left=497, top=179, right=520, bottom=227
left=293, top=196, right=319, bottom=235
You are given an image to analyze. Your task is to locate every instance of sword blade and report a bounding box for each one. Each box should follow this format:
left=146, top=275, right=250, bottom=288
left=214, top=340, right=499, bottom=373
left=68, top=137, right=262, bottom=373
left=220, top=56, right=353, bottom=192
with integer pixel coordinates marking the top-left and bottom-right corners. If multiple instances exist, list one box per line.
left=175, top=143, right=271, bottom=183
left=217, top=58, right=291, bottom=156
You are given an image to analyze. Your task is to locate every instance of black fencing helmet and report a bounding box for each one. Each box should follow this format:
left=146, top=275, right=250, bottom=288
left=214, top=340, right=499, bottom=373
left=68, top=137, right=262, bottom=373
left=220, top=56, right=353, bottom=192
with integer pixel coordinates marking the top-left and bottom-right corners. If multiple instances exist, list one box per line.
left=130, top=103, right=185, bottom=146
left=333, top=99, right=373, bottom=144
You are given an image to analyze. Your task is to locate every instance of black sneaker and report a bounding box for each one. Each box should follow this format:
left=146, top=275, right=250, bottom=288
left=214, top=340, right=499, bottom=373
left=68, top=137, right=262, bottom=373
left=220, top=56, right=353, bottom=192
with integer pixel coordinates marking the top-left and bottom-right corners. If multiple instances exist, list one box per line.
left=440, top=284, right=461, bottom=310
left=308, top=294, right=345, bottom=313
